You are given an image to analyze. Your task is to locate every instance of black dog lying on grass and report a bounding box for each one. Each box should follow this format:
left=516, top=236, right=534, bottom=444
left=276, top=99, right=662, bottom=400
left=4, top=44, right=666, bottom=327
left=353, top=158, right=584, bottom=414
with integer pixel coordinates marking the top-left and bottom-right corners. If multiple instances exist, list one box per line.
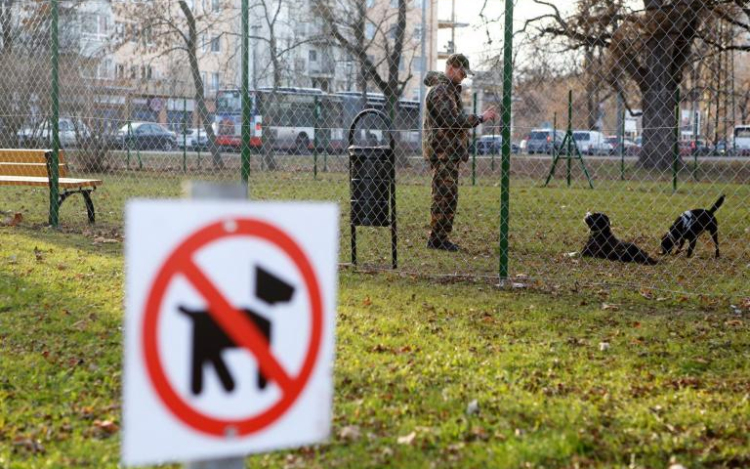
left=582, top=212, right=658, bottom=265
left=660, top=194, right=724, bottom=258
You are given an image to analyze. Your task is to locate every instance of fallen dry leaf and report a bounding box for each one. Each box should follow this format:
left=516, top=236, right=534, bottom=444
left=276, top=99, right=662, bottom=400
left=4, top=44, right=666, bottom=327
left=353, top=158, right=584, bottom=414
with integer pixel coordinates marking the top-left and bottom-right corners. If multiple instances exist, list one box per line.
left=93, top=237, right=119, bottom=245
left=601, top=303, right=620, bottom=311
left=93, top=420, right=119, bottom=434
left=2, top=212, right=23, bottom=226
left=397, top=431, right=416, bottom=445
left=338, top=425, right=361, bottom=441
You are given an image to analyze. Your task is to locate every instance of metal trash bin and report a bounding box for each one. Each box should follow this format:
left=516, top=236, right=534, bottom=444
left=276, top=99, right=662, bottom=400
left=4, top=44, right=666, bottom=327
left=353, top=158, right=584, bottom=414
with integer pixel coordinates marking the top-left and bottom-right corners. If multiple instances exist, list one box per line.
left=348, top=108, right=397, bottom=268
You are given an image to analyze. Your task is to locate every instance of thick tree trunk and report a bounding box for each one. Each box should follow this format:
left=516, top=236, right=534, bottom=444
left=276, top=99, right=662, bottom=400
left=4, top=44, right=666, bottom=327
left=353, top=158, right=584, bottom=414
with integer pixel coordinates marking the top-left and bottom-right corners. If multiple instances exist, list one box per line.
left=638, top=37, right=682, bottom=170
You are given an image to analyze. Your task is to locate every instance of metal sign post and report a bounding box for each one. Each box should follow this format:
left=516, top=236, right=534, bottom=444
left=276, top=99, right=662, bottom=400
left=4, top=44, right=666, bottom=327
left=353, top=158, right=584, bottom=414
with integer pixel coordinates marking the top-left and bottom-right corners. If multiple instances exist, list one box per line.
left=185, top=181, right=247, bottom=469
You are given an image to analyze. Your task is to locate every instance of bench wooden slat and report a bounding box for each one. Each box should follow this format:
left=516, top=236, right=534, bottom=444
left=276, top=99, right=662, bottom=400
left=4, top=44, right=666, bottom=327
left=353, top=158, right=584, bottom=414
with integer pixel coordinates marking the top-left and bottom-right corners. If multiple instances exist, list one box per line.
left=0, top=163, right=69, bottom=177
left=0, top=149, right=67, bottom=164
left=0, top=176, right=101, bottom=188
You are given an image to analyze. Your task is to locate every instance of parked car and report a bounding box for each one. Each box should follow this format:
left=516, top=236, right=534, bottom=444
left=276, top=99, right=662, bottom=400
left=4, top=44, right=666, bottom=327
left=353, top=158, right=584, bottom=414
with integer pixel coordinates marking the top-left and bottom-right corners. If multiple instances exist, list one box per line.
left=113, top=122, right=177, bottom=151
left=471, top=135, right=520, bottom=155
left=679, top=139, right=712, bottom=157
left=572, top=130, right=611, bottom=155
left=526, top=128, right=564, bottom=154
left=734, top=125, right=750, bottom=155
left=17, top=118, right=91, bottom=148
left=605, top=136, right=639, bottom=156
left=714, top=140, right=729, bottom=156
left=177, top=127, right=210, bottom=150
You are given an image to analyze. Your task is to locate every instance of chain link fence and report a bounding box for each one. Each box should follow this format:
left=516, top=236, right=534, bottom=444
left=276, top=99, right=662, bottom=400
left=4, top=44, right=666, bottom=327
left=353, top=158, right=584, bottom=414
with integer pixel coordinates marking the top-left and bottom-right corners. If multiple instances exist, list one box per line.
left=0, top=0, right=748, bottom=300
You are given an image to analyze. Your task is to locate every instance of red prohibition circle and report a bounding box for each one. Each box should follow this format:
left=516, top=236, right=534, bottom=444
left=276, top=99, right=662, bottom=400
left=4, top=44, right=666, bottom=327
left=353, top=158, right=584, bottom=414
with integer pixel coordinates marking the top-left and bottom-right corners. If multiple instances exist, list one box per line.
left=142, top=218, right=323, bottom=437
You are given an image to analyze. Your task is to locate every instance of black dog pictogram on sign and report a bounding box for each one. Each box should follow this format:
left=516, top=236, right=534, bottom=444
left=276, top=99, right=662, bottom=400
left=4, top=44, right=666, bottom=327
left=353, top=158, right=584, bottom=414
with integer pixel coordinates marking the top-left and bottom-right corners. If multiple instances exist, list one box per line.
left=179, top=266, right=295, bottom=395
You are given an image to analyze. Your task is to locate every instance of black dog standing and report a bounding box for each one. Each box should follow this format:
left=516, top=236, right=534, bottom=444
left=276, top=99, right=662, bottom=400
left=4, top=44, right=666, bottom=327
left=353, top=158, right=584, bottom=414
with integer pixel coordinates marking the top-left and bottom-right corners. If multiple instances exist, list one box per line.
left=582, top=212, right=658, bottom=265
left=179, top=266, right=295, bottom=395
left=660, top=195, right=724, bottom=258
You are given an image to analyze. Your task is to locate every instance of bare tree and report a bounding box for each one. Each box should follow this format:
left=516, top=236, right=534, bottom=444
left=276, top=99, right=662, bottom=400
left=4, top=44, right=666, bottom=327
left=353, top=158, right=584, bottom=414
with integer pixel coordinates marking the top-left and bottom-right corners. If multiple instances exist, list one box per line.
left=112, top=0, right=228, bottom=169
left=0, top=0, right=79, bottom=146
left=518, top=0, right=750, bottom=169
left=316, top=0, right=417, bottom=163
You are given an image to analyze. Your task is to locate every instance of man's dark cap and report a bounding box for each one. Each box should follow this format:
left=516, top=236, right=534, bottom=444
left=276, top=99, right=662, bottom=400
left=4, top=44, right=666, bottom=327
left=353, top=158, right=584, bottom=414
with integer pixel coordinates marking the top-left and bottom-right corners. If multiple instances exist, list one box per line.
left=447, top=53, right=473, bottom=75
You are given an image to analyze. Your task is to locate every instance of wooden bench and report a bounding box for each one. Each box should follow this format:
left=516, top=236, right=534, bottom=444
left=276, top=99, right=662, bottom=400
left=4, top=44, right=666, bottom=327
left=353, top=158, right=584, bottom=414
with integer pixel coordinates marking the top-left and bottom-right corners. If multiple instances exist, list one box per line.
left=0, top=149, right=102, bottom=223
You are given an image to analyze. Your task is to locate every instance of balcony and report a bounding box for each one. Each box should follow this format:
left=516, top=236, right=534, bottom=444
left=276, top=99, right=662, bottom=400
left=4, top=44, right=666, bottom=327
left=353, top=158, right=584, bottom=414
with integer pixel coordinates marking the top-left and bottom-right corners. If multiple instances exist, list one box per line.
left=308, top=59, right=335, bottom=77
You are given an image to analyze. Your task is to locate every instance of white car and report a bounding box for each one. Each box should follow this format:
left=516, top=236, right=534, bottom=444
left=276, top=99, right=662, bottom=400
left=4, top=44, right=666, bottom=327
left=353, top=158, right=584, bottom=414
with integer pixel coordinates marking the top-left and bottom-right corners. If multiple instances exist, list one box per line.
left=177, top=127, right=210, bottom=150
left=17, top=118, right=91, bottom=148
left=734, top=125, right=750, bottom=155
left=572, top=130, right=612, bottom=155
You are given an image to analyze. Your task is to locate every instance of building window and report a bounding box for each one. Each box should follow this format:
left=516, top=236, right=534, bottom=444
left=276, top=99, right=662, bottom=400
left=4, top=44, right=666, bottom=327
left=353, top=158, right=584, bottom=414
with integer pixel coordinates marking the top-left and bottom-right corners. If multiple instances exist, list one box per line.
left=309, top=50, right=317, bottom=62
left=142, top=26, right=153, bottom=46
left=390, top=0, right=398, bottom=7
left=365, top=23, right=375, bottom=40
left=412, top=56, right=423, bottom=72
left=413, top=25, right=422, bottom=40
left=366, top=0, right=374, bottom=7
left=200, top=34, right=207, bottom=51
left=211, top=35, right=221, bottom=52
left=202, top=72, right=208, bottom=94
left=99, top=15, right=109, bottom=35
left=212, top=0, right=220, bottom=11
left=211, top=73, right=220, bottom=91
left=130, top=65, right=137, bottom=79
left=82, top=15, right=97, bottom=35
left=116, top=64, right=125, bottom=78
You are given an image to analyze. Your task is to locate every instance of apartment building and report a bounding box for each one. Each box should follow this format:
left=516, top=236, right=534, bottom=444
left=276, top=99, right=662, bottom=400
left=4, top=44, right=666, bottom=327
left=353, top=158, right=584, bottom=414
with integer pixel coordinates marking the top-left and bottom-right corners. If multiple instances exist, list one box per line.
left=19, top=0, right=442, bottom=130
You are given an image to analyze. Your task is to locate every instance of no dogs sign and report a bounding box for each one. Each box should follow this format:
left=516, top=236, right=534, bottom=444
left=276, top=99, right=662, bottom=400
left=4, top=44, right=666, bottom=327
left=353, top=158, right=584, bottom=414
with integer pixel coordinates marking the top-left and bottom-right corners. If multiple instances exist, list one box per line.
left=123, top=201, right=338, bottom=465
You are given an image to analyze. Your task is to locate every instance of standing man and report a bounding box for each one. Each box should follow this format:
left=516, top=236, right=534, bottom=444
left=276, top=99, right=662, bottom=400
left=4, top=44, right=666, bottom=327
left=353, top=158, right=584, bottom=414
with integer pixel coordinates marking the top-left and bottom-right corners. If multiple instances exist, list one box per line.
left=423, top=53, right=498, bottom=251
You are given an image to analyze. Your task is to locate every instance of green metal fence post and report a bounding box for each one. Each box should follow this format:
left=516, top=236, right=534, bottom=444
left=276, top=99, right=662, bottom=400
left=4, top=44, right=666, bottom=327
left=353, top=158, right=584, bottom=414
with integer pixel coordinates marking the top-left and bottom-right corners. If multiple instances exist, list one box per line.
left=552, top=111, right=557, bottom=164
left=183, top=97, right=187, bottom=173
left=567, top=91, right=573, bottom=188
left=126, top=120, right=131, bottom=170
left=49, top=0, right=60, bottom=227
left=240, top=0, right=251, bottom=186
left=673, top=88, right=680, bottom=193
left=491, top=126, right=496, bottom=171
left=620, top=113, right=625, bottom=181
left=499, top=0, right=514, bottom=281
left=313, top=96, right=319, bottom=179
left=472, top=92, right=477, bottom=186
left=197, top=125, right=201, bottom=161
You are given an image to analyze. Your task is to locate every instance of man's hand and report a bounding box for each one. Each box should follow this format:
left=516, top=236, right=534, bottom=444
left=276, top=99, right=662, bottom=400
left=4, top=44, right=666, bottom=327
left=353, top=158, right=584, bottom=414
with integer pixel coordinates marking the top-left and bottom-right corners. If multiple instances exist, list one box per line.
left=482, top=107, right=498, bottom=122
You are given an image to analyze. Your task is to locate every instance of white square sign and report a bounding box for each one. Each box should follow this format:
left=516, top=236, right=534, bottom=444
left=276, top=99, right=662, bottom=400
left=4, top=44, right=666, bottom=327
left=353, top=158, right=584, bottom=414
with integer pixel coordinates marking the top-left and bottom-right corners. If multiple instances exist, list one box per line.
left=123, top=201, right=339, bottom=466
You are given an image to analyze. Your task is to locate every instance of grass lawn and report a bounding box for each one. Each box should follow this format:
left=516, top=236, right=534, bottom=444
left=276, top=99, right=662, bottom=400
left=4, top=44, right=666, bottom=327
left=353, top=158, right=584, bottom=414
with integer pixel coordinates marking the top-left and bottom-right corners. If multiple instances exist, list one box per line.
left=0, top=158, right=748, bottom=300
left=1, top=226, right=749, bottom=468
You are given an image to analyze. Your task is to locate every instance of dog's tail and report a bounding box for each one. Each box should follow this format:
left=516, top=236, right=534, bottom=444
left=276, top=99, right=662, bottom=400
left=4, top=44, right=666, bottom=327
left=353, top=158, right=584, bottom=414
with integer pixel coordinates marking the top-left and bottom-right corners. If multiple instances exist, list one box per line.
left=709, top=194, right=725, bottom=214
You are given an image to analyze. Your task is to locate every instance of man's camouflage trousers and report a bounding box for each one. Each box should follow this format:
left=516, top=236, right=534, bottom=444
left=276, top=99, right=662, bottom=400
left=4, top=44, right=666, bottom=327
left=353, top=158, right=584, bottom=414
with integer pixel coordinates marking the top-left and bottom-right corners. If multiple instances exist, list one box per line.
left=429, top=159, right=459, bottom=241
